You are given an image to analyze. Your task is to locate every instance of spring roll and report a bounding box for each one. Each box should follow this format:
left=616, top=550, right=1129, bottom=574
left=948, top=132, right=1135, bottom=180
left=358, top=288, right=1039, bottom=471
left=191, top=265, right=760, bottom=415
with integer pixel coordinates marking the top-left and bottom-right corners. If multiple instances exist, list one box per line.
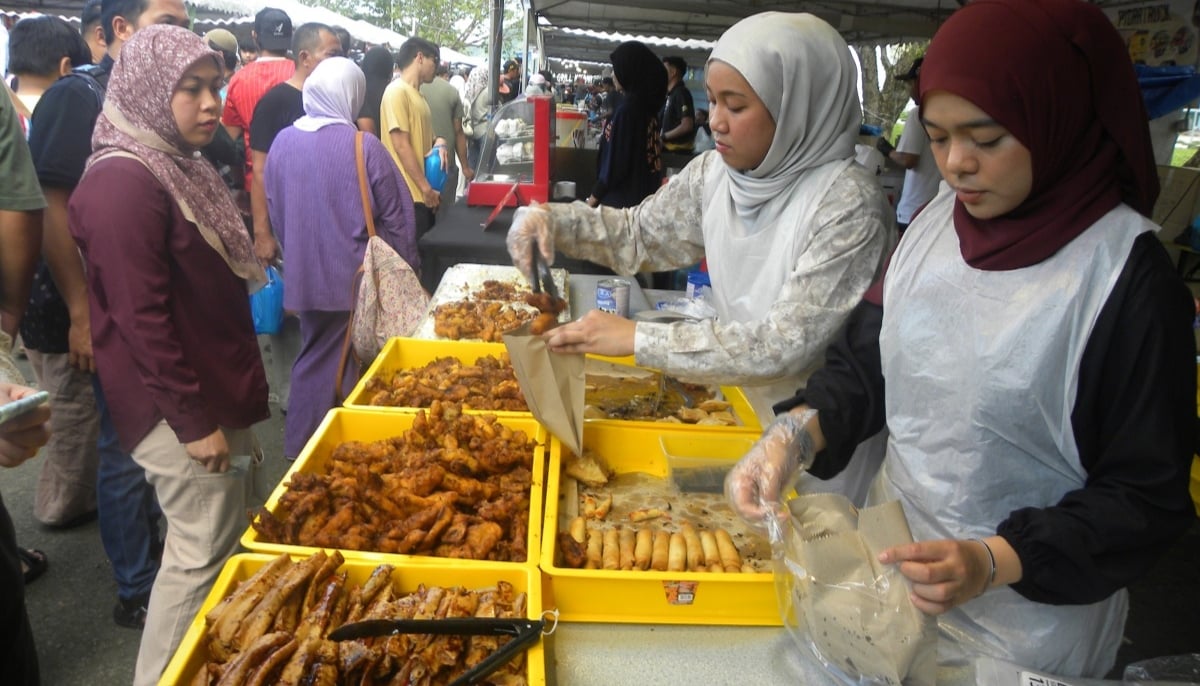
left=715, top=528, right=742, bottom=573
left=650, top=531, right=670, bottom=571
left=602, top=528, right=620, bottom=570
left=680, top=523, right=702, bottom=571
left=585, top=526, right=602, bottom=570
left=668, top=533, right=686, bottom=572
left=569, top=516, right=586, bottom=545
left=618, top=527, right=635, bottom=571
left=708, top=561, right=725, bottom=573
left=699, top=530, right=720, bottom=568
left=634, top=528, right=652, bottom=570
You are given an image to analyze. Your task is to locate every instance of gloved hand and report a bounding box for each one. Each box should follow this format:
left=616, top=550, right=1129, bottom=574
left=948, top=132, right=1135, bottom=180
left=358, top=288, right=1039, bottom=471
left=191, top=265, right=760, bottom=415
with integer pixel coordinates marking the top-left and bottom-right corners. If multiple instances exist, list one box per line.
left=725, top=408, right=818, bottom=524
left=506, top=202, right=555, bottom=284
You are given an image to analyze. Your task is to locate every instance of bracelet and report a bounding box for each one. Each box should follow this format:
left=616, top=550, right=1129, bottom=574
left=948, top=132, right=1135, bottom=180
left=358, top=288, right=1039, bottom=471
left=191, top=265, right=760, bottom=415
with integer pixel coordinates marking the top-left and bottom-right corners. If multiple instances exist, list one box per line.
left=970, top=537, right=997, bottom=597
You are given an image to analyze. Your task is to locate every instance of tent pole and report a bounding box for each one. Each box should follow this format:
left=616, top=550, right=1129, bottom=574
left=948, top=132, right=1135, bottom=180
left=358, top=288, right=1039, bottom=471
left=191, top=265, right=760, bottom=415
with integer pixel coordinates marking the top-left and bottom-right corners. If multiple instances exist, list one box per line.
left=490, top=0, right=503, bottom=116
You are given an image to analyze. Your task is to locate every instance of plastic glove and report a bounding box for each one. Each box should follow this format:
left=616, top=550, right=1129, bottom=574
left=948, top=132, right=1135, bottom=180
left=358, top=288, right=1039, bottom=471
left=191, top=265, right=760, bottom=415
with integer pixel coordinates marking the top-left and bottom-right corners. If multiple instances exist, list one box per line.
left=725, top=408, right=818, bottom=524
left=506, top=203, right=554, bottom=284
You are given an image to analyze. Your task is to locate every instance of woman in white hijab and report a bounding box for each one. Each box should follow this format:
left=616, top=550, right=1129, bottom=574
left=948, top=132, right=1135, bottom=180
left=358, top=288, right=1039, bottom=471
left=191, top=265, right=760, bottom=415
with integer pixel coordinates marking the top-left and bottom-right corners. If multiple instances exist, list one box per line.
left=264, top=56, right=417, bottom=459
left=507, top=13, right=891, bottom=442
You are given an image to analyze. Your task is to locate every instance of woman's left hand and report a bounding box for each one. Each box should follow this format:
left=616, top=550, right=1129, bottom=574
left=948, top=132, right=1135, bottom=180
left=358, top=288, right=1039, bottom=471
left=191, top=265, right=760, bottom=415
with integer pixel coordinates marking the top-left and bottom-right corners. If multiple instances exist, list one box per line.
left=878, top=539, right=993, bottom=615
left=544, top=309, right=635, bottom=357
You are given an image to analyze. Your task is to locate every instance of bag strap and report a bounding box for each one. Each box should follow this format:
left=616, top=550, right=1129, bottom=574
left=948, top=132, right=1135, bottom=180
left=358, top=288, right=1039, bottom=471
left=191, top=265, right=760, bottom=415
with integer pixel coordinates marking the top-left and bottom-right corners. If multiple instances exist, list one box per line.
left=355, top=131, right=377, bottom=239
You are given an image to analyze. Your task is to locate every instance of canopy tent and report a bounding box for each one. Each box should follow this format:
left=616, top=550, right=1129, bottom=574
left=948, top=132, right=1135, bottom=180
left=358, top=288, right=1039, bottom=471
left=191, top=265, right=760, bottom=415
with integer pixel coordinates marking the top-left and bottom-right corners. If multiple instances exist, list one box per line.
left=0, top=0, right=481, bottom=63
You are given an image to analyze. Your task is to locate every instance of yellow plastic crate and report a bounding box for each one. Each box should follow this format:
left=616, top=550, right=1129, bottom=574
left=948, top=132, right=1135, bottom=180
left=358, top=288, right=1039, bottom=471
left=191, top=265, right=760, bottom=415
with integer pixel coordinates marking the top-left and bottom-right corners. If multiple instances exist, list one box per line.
left=347, top=341, right=761, bottom=434
left=539, top=422, right=780, bottom=625
left=241, top=409, right=550, bottom=567
left=160, top=553, right=546, bottom=686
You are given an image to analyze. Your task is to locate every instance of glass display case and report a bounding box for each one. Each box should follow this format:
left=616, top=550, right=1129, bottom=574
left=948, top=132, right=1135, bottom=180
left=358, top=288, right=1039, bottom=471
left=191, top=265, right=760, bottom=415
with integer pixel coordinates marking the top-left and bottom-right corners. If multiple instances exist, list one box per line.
left=467, top=95, right=553, bottom=207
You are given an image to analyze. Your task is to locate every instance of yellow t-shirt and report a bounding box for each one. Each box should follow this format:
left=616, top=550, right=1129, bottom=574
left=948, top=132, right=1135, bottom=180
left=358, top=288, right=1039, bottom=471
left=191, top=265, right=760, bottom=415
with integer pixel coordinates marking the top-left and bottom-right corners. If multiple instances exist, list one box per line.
left=380, top=78, right=433, bottom=202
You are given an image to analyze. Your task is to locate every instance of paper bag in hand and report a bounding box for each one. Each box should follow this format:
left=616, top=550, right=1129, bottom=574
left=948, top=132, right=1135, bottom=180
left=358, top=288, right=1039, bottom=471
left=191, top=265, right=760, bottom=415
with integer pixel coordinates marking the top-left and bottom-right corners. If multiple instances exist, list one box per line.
left=768, top=493, right=936, bottom=686
left=503, top=322, right=585, bottom=456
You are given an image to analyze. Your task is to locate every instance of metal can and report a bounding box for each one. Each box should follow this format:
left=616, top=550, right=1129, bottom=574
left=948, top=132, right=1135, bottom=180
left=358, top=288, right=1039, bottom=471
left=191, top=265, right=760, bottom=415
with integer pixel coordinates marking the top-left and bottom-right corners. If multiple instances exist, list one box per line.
left=596, top=278, right=631, bottom=317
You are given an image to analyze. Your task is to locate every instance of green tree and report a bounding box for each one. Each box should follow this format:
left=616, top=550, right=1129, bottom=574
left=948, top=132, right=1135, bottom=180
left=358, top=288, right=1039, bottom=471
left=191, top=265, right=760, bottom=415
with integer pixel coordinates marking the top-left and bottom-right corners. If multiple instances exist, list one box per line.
left=855, top=42, right=927, bottom=141
left=307, top=0, right=499, bottom=53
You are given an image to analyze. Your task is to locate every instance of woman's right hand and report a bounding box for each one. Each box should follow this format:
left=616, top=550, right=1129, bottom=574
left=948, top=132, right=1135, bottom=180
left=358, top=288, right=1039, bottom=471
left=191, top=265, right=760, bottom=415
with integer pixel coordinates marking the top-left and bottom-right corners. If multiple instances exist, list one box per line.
left=186, top=428, right=230, bottom=473
left=506, top=203, right=554, bottom=283
left=725, top=408, right=818, bottom=523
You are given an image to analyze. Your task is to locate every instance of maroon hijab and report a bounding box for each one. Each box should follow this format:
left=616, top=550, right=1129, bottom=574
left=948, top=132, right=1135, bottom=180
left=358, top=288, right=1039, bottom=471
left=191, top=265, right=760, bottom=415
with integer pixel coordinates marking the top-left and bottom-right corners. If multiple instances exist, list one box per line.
left=919, top=0, right=1157, bottom=272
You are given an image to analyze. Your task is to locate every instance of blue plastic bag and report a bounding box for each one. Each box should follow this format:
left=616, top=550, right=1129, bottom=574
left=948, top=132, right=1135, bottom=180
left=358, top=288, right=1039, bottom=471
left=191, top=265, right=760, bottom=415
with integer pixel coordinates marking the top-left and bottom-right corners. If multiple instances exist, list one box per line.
left=250, top=265, right=284, bottom=335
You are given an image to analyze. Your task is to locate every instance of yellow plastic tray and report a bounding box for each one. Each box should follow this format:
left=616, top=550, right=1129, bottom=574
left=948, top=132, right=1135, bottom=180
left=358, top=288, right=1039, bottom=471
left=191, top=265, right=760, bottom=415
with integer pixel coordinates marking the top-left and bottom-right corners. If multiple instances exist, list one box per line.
left=344, top=338, right=526, bottom=415
left=160, top=553, right=546, bottom=686
left=241, top=409, right=550, bottom=567
left=539, top=422, right=780, bottom=625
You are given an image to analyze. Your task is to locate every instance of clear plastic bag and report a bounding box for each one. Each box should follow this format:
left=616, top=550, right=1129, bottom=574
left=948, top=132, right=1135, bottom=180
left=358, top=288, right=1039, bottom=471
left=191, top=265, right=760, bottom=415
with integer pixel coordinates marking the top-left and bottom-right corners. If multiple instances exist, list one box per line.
left=1124, top=654, right=1200, bottom=684
left=766, top=493, right=937, bottom=686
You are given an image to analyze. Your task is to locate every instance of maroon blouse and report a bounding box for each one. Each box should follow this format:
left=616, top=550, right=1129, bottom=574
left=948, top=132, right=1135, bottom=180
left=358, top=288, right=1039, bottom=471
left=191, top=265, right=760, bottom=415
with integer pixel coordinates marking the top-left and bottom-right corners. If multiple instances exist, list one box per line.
left=69, top=157, right=270, bottom=452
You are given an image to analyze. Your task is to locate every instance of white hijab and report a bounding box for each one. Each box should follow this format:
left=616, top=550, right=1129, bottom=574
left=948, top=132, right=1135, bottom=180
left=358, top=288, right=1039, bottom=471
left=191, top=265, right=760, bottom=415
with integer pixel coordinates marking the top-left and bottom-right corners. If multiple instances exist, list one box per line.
left=705, top=12, right=860, bottom=233
left=294, top=57, right=365, bottom=132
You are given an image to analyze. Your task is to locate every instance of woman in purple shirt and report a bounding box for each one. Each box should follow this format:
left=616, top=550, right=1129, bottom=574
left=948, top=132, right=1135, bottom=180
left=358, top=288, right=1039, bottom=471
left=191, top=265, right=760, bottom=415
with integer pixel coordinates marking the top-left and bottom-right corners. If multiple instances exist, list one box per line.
left=265, top=56, right=418, bottom=460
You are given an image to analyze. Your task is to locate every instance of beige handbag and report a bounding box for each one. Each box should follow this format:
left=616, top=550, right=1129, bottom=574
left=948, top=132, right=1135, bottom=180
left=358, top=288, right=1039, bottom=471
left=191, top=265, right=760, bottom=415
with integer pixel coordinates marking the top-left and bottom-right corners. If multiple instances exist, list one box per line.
left=337, top=132, right=429, bottom=399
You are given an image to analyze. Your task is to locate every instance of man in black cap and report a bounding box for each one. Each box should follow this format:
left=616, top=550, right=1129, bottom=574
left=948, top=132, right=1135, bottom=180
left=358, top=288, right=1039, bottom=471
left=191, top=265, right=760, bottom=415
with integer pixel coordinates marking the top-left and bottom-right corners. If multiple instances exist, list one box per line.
left=80, top=0, right=106, bottom=64
left=223, top=7, right=295, bottom=219
left=661, top=55, right=695, bottom=153
left=887, top=57, right=942, bottom=233
left=500, top=59, right=520, bottom=103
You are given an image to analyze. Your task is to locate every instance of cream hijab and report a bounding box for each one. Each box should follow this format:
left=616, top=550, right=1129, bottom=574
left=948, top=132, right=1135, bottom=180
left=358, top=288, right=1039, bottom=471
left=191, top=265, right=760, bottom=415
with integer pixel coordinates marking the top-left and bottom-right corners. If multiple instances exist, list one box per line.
left=706, top=12, right=860, bottom=233
left=294, top=57, right=365, bottom=132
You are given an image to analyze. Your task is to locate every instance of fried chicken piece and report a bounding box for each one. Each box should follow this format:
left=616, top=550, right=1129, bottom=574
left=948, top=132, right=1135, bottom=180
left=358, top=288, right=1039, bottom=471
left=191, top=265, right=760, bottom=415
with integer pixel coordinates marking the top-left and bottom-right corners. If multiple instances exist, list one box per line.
left=523, top=291, right=566, bottom=315
left=529, top=312, right=559, bottom=335
left=214, top=632, right=293, bottom=686
left=434, top=520, right=504, bottom=559
left=557, top=532, right=588, bottom=568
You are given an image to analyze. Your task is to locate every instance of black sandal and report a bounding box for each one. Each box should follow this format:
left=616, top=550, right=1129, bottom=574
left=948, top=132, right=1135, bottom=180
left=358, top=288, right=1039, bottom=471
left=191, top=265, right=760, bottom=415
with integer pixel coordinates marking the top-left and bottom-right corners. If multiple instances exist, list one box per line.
left=18, top=548, right=47, bottom=585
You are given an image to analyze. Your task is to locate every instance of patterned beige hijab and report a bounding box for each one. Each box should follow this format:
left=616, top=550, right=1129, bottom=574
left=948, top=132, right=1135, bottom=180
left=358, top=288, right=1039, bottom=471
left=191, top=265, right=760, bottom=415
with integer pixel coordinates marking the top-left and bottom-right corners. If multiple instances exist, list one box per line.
left=90, top=25, right=264, bottom=286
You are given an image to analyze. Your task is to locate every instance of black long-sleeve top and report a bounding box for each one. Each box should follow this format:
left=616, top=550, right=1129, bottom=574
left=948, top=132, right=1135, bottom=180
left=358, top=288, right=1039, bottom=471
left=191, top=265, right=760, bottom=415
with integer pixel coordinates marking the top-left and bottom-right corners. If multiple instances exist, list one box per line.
left=780, top=233, right=1196, bottom=605
left=591, top=101, right=663, bottom=208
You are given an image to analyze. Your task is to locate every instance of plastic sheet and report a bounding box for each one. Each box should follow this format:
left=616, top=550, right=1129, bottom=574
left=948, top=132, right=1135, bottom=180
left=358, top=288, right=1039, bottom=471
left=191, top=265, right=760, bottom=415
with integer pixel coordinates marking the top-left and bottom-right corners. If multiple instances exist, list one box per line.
left=1124, top=654, right=1200, bottom=684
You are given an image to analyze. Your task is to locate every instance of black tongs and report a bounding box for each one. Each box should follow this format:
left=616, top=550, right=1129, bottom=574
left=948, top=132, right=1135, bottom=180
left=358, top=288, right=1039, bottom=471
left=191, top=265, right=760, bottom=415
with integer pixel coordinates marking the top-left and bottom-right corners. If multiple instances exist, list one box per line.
left=529, top=243, right=561, bottom=302
left=327, top=616, right=544, bottom=686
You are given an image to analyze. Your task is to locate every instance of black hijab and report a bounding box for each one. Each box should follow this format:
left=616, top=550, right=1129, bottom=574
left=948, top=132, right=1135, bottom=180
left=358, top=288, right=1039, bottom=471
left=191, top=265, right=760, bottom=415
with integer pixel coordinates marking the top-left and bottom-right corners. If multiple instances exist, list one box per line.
left=610, top=41, right=667, bottom=115
left=359, top=46, right=395, bottom=131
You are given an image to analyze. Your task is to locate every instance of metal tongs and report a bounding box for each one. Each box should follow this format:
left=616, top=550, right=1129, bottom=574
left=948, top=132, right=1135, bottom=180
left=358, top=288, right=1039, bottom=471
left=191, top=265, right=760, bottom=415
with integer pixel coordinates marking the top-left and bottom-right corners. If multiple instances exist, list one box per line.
left=529, top=243, right=561, bottom=302
left=327, top=616, right=545, bottom=686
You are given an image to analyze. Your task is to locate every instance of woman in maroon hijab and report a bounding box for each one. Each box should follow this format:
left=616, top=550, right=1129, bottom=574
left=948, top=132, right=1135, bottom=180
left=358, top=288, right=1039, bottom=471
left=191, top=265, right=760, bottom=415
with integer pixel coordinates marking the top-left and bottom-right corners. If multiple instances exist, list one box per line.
left=726, top=0, right=1195, bottom=676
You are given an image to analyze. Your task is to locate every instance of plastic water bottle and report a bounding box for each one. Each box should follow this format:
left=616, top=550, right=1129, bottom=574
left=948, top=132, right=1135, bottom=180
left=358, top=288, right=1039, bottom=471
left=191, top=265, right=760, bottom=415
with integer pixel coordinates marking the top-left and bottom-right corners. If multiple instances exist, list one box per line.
left=425, top=146, right=447, bottom=192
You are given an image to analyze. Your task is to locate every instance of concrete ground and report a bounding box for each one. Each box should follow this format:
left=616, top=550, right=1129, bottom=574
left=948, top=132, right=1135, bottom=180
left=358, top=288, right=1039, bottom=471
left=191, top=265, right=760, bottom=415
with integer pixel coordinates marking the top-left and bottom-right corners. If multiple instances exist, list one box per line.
left=0, top=356, right=1197, bottom=684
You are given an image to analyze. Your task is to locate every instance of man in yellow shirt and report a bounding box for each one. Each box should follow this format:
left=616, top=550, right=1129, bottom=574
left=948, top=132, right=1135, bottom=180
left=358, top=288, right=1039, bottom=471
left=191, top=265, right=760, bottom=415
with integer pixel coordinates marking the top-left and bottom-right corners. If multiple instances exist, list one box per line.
left=381, top=36, right=446, bottom=236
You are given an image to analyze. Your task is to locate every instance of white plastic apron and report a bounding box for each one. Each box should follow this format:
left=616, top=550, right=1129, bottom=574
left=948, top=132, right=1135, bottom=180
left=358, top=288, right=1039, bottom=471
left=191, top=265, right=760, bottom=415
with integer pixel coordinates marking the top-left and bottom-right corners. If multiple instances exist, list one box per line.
left=703, top=158, right=850, bottom=421
left=875, top=188, right=1148, bottom=676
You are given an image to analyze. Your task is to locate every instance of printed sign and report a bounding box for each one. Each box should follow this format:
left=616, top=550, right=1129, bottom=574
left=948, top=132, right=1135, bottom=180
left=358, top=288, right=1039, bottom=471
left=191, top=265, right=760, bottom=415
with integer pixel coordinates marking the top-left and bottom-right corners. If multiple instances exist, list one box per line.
left=662, top=580, right=698, bottom=605
left=1105, top=0, right=1199, bottom=66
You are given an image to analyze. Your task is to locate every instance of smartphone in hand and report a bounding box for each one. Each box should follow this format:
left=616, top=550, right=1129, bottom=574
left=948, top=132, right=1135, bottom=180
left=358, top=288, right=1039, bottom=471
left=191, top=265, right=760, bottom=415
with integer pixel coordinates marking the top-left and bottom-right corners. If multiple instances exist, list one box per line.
left=0, top=391, right=50, bottom=428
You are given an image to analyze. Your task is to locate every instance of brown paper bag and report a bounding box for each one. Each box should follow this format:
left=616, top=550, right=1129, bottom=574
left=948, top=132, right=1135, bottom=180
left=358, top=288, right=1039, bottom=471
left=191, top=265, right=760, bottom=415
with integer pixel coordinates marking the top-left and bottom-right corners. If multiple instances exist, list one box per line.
left=503, top=322, right=585, bottom=455
left=770, top=493, right=937, bottom=686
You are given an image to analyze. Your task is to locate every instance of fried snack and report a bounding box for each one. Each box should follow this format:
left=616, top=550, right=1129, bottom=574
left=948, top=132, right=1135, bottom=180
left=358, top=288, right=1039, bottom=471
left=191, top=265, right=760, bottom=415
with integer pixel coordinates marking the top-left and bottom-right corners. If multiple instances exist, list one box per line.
left=680, top=523, right=703, bottom=571
left=214, top=632, right=294, bottom=686
left=634, top=528, right=652, bottom=570
left=207, top=554, right=292, bottom=661
left=472, top=279, right=524, bottom=301
left=585, top=527, right=602, bottom=570
left=565, top=452, right=609, bottom=487
left=698, top=399, right=732, bottom=413
left=715, top=528, right=742, bottom=573
left=363, top=355, right=528, bottom=411
left=568, top=516, right=586, bottom=544
left=524, top=291, right=567, bottom=316
left=582, top=493, right=613, bottom=520
left=628, top=507, right=665, bottom=523
left=558, top=532, right=588, bottom=568
left=699, top=530, right=720, bottom=568
left=668, top=533, right=686, bottom=572
left=432, top=300, right=535, bottom=341
left=235, top=552, right=328, bottom=651
left=530, top=312, right=559, bottom=335
left=618, top=527, right=636, bottom=571
left=602, top=529, right=620, bottom=570
left=650, top=531, right=670, bottom=571
left=709, top=561, right=725, bottom=573
left=250, top=404, right=535, bottom=562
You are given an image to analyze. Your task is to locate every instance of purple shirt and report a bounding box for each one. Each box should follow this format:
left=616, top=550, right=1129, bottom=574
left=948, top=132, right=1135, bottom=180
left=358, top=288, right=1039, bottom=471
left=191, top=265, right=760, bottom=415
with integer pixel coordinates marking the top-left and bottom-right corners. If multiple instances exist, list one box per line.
left=265, top=124, right=418, bottom=312
left=68, top=158, right=271, bottom=451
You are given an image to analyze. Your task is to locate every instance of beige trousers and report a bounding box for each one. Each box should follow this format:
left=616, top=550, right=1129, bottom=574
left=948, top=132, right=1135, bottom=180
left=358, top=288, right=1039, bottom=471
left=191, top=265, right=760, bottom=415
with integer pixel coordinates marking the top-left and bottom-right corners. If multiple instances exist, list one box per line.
left=25, top=349, right=99, bottom=525
left=0, top=331, right=23, bottom=384
left=130, top=421, right=258, bottom=686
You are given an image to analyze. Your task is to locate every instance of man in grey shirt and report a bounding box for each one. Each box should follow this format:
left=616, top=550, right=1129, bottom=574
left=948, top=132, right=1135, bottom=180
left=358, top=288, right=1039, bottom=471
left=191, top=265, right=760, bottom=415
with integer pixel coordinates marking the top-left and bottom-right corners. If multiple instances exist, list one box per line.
left=420, top=62, right=474, bottom=202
